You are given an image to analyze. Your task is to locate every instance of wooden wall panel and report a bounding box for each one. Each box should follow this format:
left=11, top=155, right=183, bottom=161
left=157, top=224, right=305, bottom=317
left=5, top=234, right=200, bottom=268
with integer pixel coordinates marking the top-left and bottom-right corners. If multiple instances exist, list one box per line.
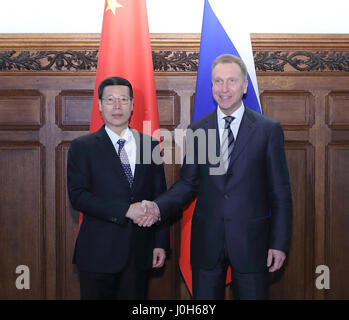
left=261, top=91, right=314, bottom=128
left=326, top=92, right=349, bottom=129
left=269, top=143, right=314, bottom=299
left=0, top=143, right=45, bottom=299
left=56, top=90, right=93, bottom=131
left=325, top=145, right=349, bottom=299
left=56, top=142, right=80, bottom=300
left=324, top=88, right=349, bottom=300
left=157, top=90, right=180, bottom=131
left=258, top=73, right=349, bottom=300
left=0, top=90, right=44, bottom=130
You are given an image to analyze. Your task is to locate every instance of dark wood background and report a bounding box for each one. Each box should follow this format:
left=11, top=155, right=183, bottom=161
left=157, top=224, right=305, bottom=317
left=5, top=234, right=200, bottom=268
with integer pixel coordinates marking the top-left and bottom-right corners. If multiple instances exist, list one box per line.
left=0, top=33, right=348, bottom=300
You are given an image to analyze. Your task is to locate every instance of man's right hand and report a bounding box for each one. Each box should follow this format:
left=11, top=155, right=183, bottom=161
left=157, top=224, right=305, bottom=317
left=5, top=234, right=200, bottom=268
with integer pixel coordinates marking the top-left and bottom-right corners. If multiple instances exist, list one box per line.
left=127, top=200, right=160, bottom=227
left=134, top=200, right=160, bottom=227
left=142, top=200, right=160, bottom=216
left=125, top=202, right=146, bottom=220
left=125, top=202, right=159, bottom=227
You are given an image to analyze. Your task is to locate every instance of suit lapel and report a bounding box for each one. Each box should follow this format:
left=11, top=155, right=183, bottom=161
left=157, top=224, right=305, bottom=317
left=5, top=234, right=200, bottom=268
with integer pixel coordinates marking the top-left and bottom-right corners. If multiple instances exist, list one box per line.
left=205, top=109, right=220, bottom=156
left=227, top=107, right=257, bottom=172
left=95, top=126, right=132, bottom=189
left=204, top=110, right=226, bottom=193
left=131, top=129, right=143, bottom=191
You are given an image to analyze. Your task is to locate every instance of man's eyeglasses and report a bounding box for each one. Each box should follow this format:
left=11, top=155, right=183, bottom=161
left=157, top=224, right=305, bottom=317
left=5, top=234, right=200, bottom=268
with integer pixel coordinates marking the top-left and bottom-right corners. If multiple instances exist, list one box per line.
left=102, top=95, right=131, bottom=106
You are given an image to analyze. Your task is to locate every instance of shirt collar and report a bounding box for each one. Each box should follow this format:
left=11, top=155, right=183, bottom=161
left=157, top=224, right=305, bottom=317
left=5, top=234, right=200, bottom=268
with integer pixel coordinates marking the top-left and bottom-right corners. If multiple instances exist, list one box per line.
left=217, top=103, right=245, bottom=123
left=104, top=125, right=132, bottom=146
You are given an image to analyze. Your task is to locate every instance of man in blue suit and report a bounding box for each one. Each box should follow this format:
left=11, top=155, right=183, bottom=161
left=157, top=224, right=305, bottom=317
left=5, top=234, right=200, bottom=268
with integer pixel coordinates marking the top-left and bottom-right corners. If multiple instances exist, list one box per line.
left=142, top=54, right=292, bottom=299
left=67, top=77, right=169, bottom=299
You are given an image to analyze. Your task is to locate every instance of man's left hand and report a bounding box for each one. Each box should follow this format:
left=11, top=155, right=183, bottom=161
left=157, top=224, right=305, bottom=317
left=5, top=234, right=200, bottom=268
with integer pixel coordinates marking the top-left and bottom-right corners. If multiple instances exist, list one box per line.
left=267, top=249, right=286, bottom=272
left=152, top=248, right=166, bottom=268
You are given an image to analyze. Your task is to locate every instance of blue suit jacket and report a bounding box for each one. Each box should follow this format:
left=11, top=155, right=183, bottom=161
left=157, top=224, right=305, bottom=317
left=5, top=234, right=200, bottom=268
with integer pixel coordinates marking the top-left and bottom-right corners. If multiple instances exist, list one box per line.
left=156, top=107, right=292, bottom=273
left=67, top=126, right=169, bottom=273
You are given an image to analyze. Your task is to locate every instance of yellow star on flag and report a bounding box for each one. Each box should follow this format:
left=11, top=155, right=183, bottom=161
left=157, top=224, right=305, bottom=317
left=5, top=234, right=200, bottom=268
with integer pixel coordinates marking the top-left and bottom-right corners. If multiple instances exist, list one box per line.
left=105, top=0, right=123, bottom=15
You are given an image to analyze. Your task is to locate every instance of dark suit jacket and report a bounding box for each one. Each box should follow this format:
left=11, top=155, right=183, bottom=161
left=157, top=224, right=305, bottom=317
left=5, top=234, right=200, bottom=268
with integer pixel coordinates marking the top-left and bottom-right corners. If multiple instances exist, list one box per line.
left=156, top=107, right=292, bottom=273
left=67, top=126, right=169, bottom=273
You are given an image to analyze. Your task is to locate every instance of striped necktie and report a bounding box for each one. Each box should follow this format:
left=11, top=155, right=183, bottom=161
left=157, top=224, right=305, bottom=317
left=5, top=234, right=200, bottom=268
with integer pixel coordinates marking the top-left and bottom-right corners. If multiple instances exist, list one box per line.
left=222, top=116, right=235, bottom=170
left=117, top=139, right=133, bottom=186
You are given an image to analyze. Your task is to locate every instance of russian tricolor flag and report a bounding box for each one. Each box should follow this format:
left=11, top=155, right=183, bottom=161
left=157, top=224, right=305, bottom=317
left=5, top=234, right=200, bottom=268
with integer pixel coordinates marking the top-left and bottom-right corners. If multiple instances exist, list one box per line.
left=194, top=0, right=261, bottom=121
left=179, top=0, right=262, bottom=295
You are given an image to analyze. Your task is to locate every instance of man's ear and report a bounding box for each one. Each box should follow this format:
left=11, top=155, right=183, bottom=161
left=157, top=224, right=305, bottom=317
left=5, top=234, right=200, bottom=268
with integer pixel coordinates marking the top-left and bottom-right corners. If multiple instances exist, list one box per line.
left=243, top=80, right=248, bottom=94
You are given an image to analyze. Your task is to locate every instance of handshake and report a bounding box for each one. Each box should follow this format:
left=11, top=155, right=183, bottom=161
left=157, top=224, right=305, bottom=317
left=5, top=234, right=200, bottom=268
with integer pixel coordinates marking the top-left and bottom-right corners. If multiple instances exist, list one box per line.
left=125, top=200, right=161, bottom=227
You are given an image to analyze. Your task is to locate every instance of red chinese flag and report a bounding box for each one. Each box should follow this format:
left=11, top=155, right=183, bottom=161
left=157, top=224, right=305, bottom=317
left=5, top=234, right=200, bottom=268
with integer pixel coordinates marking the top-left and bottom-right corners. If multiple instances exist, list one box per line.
left=90, top=0, right=159, bottom=135
left=79, top=0, right=160, bottom=228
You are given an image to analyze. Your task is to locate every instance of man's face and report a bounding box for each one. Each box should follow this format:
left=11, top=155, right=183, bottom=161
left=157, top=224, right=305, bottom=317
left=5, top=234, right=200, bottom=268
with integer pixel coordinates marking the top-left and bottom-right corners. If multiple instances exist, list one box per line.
left=98, top=85, right=133, bottom=135
left=212, top=62, right=248, bottom=115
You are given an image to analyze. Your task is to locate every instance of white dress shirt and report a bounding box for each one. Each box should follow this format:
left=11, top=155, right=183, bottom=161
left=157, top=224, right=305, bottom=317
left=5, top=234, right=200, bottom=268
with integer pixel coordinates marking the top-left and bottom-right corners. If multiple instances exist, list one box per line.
left=217, top=103, right=245, bottom=146
left=105, top=126, right=137, bottom=175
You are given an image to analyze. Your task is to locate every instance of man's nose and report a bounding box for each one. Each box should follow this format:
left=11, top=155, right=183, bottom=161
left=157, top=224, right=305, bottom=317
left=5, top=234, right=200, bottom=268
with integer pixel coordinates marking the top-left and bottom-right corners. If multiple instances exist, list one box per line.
left=112, top=100, right=122, bottom=108
left=222, top=81, right=229, bottom=92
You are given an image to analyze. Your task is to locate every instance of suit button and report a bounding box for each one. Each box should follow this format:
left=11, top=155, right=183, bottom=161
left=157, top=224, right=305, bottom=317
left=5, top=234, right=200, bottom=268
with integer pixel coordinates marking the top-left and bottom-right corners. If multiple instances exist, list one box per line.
left=224, top=194, right=229, bottom=200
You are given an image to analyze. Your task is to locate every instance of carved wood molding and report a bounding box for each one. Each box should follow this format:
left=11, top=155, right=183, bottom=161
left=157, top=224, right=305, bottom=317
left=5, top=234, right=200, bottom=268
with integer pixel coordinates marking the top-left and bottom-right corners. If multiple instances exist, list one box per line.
left=255, top=51, right=349, bottom=72
left=0, top=33, right=348, bottom=74
left=0, top=50, right=98, bottom=71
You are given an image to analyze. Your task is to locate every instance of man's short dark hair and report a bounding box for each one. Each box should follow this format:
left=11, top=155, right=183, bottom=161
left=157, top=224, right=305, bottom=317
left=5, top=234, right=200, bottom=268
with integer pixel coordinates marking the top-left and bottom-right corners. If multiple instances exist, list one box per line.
left=98, top=76, right=134, bottom=100
left=212, top=54, right=248, bottom=82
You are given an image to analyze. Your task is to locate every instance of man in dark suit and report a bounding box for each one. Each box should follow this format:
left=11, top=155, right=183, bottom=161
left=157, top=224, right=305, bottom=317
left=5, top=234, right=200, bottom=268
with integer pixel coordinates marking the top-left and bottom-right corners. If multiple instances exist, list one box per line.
left=67, top=76, right=169, bottom=300
left=142, top=54, right=292, bottom=299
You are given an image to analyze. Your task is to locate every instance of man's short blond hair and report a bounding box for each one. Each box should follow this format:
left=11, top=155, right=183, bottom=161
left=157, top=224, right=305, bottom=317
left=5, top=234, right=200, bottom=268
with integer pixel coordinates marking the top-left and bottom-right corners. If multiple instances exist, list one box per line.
left=212, top=54, right=248, bottom=81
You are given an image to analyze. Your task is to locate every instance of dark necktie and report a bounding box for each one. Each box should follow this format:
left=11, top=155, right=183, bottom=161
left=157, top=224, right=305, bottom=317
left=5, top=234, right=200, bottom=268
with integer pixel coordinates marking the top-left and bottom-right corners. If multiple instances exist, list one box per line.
left=117, top=139, right=133, bottom=186
left=222, top=116, right=235, bottom=169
